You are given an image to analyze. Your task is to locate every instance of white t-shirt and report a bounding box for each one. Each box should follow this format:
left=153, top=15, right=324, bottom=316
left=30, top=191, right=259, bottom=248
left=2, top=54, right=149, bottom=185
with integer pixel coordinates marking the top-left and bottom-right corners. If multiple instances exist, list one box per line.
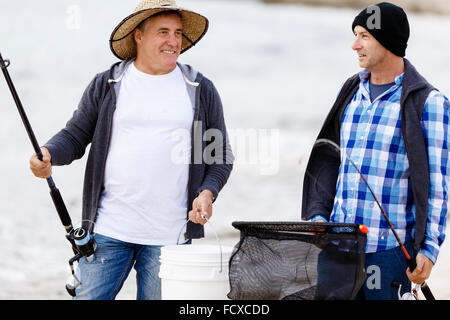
left=94, top=62, right=193, bottom=245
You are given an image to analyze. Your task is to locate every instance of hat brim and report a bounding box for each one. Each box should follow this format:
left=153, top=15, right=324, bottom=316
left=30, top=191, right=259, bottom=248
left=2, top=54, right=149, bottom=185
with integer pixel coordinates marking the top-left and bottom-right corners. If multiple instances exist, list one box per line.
left=109, top=7, right=208, bottom=60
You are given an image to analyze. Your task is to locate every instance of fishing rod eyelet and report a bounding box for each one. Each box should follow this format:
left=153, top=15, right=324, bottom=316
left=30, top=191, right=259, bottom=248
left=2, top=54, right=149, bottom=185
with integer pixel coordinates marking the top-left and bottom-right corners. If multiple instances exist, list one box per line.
left=0, top=59, right=10, bottom=69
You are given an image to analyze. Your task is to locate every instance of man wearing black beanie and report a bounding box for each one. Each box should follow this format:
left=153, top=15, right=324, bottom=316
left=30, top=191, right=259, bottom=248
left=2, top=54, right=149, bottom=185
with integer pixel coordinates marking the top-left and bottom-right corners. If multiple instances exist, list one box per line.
left=352, top=2, right=410, bottom=58
left=302, top=2, right=449, bottom=300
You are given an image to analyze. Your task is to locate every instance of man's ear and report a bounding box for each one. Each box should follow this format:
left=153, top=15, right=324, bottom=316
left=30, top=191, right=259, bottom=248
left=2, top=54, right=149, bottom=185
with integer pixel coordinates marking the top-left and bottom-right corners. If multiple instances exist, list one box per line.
left=133, top=28, right=142, bottom=45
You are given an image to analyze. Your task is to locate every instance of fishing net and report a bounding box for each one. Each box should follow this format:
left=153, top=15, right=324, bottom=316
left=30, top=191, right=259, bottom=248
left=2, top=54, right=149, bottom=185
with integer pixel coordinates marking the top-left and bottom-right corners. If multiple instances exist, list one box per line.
left=227, top=221, right=367, bottom=300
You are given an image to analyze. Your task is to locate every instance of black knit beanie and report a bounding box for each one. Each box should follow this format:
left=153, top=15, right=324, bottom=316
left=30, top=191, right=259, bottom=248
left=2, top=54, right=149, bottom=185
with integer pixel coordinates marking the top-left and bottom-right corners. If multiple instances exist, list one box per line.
left=352, top=2, right=410, bottom=57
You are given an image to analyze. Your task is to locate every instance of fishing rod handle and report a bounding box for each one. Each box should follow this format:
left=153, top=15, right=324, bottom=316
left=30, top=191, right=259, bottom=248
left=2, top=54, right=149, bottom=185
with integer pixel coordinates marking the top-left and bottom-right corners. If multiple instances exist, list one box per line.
left=49, top=184, right=73, bottom=230
left=420, top=282, right=435, bottom=300
left=406, top=256, right=417, bottom=271
left=36, top=150, right=43, bottom=161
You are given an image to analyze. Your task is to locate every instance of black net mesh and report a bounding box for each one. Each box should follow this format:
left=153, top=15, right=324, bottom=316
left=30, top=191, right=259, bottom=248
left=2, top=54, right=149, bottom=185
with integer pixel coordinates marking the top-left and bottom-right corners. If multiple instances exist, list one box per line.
left=227, top=221, right=367, bottom=300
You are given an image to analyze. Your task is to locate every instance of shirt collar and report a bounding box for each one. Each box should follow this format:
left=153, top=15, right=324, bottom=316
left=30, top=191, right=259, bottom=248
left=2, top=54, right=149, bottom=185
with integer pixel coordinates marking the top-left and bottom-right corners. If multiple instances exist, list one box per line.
left=358, top=69, right=405, bottom=86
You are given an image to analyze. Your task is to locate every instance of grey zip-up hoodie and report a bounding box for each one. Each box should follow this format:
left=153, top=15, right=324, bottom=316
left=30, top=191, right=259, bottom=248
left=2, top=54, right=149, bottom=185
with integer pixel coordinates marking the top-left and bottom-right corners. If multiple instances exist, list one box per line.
left=44, top=60, right=233, bottom=239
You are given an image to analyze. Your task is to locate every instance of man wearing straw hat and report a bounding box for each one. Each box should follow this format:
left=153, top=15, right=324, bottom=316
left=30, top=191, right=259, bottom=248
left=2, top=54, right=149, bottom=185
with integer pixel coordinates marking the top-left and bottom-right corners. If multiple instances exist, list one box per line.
left=302, top=2, right=448, bottom=299
left=29, top=0, right=233, bottom=300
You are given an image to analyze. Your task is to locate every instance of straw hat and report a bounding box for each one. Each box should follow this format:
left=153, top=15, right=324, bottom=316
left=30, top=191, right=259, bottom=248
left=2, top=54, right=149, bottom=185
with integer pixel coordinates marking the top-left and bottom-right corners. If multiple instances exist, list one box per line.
left=110, top=0, right=209, bottom=60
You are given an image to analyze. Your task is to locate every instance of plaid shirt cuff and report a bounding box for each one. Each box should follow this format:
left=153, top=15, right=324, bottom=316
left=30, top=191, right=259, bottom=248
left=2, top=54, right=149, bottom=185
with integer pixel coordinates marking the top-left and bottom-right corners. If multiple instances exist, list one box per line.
left=419, top=242, right=440, bottom=264
left=311, top=215, right=328, bottom=223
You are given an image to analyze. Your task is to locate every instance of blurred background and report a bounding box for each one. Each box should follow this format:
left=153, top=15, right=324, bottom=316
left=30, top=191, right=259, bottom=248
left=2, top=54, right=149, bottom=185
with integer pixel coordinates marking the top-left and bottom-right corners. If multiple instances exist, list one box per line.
left=0, top=0, right=449, bottom=299
left=263, top=0, right=450, bottom=14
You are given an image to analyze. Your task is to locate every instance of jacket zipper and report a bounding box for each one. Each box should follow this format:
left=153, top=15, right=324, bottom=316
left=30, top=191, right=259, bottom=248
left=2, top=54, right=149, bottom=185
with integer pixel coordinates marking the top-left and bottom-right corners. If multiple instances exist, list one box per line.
left=91, top=80, right=116, bottom=231
left=185, top=82, right=201, bottom=239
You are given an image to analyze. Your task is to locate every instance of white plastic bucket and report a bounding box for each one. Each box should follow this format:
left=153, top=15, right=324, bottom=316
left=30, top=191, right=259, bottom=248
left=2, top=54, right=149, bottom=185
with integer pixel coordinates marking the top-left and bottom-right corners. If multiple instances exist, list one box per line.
left=159, top=244, right=234, bottom=300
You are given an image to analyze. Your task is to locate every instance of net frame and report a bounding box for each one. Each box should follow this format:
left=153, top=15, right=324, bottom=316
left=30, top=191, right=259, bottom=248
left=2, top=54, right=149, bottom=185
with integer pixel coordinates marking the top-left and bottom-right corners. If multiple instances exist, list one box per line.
left=228, top=221, right=368, bottom=300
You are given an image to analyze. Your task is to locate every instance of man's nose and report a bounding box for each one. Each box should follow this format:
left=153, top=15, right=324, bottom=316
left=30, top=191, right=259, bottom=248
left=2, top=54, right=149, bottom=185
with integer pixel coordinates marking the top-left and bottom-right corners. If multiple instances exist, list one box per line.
left=352, top=38, right=361, bottom=51
left=167, top=33, right=180, bottom=47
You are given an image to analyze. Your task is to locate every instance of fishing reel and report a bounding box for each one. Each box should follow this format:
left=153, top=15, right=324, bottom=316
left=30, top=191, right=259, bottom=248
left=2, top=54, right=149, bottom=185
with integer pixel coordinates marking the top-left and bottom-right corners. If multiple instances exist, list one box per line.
left=65, top=226, right=97, bottom=297
left=392, top=281, right=420, bottom=300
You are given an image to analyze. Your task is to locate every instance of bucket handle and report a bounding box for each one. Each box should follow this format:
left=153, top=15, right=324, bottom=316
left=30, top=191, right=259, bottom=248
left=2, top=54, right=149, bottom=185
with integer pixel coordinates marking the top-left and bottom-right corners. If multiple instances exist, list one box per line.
left=176, top=215, right=224, bottom=273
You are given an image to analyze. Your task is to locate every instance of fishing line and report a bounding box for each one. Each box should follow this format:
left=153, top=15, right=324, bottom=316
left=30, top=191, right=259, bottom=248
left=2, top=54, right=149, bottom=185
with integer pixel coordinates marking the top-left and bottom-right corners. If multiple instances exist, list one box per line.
left=176, top=214, right=224, bottom=273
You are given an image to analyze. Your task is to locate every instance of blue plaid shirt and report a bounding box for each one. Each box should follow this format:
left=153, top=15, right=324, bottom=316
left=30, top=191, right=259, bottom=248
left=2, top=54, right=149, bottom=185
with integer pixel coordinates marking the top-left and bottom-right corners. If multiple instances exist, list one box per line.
left=313, top=69, right=449, bottom=264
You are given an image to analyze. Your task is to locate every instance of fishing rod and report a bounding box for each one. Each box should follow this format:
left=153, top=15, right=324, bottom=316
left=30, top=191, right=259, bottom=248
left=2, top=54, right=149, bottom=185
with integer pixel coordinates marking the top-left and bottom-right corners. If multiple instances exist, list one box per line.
left=312, top=138, right=435, bottom=300
left=0, top=52, right=95, bottom=297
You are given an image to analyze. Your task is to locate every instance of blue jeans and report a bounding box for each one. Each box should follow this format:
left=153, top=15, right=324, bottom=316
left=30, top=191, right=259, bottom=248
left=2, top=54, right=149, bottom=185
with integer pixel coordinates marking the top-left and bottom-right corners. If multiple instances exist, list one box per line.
left=74, top=233, right=167, bottom=300
left=355, top=241, right=417, bottom=300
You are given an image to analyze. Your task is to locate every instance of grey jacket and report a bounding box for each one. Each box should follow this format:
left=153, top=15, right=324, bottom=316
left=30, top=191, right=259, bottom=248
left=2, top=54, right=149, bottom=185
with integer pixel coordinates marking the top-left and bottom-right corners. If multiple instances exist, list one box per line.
left=45, top=60, right=234, bottom=239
